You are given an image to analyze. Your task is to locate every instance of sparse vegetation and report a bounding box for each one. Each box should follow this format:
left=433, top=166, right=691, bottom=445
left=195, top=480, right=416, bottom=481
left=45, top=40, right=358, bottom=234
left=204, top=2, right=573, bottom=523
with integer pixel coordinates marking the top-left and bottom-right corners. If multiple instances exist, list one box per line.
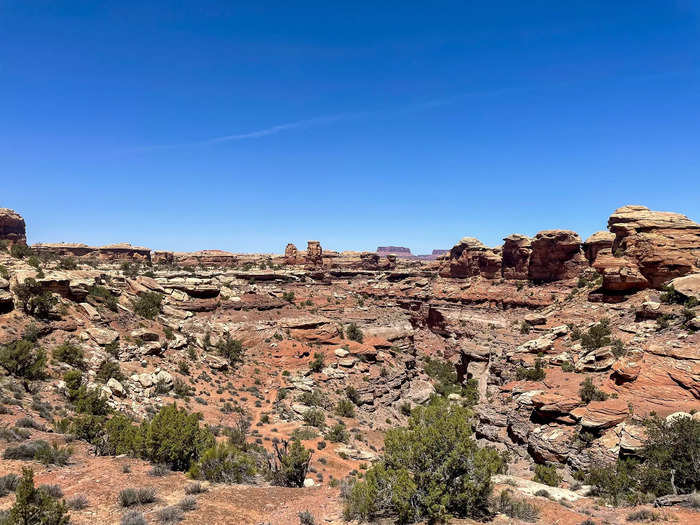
left=579, top=377, right=608, bottom=403
left=52, top=342, right=85, bottom=369
left=345, top=323, right=363, bottom=343
left=0, top=339, right=47, bottom=379
left=516, top=358, right=546, bottom=382
left=534, top=464, right=561, bottom=487
left=2, top=467, right=69, bottom=525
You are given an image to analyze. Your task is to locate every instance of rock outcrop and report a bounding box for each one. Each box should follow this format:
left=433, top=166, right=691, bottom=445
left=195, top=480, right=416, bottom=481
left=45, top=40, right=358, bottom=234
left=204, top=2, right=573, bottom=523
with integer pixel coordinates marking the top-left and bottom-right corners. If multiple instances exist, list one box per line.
left=607, top=205, right=700, bottom=288
left=284, top=243, right=299, bottom=265
left=501, top=234, right=531, bottom=280
left=528, top=230, right=586, bottom=282
left=377, top=246, right=411, bottom=255
left=583, top=231, right=614, bottom=264
left=439, top=238, right=501, bottom=279
left=306, top=241, right=323, bottom=266
left=0, top=208, right=27, bottom=246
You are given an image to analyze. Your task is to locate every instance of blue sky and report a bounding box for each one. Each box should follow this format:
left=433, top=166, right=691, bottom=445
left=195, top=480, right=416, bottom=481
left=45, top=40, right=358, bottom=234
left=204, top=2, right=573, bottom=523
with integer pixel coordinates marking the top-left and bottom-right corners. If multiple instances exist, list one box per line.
left=2, top=1, right=699, bottom=254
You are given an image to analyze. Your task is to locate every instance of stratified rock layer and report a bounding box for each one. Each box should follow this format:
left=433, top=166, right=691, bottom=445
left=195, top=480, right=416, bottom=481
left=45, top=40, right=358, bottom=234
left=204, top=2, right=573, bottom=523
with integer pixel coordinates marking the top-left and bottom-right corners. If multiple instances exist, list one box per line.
left=0, top=208, right=27, bottom=246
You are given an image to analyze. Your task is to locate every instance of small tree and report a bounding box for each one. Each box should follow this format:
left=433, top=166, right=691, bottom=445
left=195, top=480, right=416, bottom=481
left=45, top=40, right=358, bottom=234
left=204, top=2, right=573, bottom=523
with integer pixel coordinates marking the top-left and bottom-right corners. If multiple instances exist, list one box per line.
left=346, top=323, right=363, bottom=343
left=268, top=439, right=312, bottom=487
left=52, top=342, right=85, bottom=369
left=309, top=352, right=325, bottom=373
left=14, top=278, right=57, bottom=318
left=216, top=335, right=244, bottom=367
left=132, top=292, right=162, bottom=320
left=579, top=378, right=608, bottom=403
left=4, top=467, right=69, bottom=525
left=0, top=339, right=47, bottom=380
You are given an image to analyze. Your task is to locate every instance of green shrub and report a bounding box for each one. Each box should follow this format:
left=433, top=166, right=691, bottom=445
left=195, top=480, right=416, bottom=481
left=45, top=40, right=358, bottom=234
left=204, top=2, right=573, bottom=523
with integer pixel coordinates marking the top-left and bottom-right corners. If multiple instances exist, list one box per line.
left=118, top=487, right=156, bottom=507
left=282, top=291, right=295, bottom=303
left=52, top=342, right=85, bottom=369
left=188, top=442, right=256, bottom=483
left=343, top=398, right=506, bottom=523
left=13, top=278, right=57, bottom=318
left=335, top=399, right=355, bottom=418
left=0, top=339, right=47, bottom=379
left=64, top=371, right=110, bottom=416
left=0, top=473, right=20, bottom=497
left=309, top=352, right=325, bottom=373
left=268, top=439, right=312, bottom=487
left=58, top=257, right=78, bottom=270
left=10, top=244, right=32, bottom=259
left=533, top=464, right=561, bottom=487
left=140, top=404, right=214, bottom=471
left=579, top=378, right=608, bottom=404
left=626, top=509, right=663, bottom=522
left=216, top=334, right=244, bottom=366
left=132, top=292, right=162, bottom=319
left=495, top=489, right=540, bottom=522
left=345, top=323, right=363, bottom=343
left=303, top=408, right=326, bottom=429
left=516, top=358, right=546, bottom=382
left=296, top=389, right=327, bottom=408
left=96, top=359, right=124, bottom=383
left=325, top=423, right=349, bottom=443
left=585, top=457, right=641, bottom=506
left=520, top=321, right=531, bottom=334
left=88, top=285, right=118, bottom=312
left=3, top=467, right=69, bottom=524
left=580, top=318, right=612, bottom=350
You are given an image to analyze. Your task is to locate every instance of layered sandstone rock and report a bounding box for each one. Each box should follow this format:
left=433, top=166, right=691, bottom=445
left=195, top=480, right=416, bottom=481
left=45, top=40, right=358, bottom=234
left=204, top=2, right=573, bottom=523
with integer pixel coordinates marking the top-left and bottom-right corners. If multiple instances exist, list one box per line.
left=174, top=250, right=237, bottom=267
left=607, top=205, right=700, bottom=288
left=439, top=237, right=501, bottom=279
left=152, top=251, right=174, bottom=264
left=583, top=231, right=614, bottom=264
left=501, top=234, right=531, bottom=279
left=593, top=251, right=649, bottom=292
left=305, top=241, right=323, bottom=266
left=360, top=252, right=380, bottom=270
left=284, top=243, right=299, bottom=265
left=377, top=246, right=411, bottom=255
left=0, top=208, right=27, bottom=246
left=528, top=230, right=586, bottom=282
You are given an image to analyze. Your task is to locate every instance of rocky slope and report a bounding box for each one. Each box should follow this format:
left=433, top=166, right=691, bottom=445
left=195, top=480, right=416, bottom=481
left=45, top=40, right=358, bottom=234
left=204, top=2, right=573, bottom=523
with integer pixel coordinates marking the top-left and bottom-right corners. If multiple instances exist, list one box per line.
left=0, top=205, right=698, bottom=524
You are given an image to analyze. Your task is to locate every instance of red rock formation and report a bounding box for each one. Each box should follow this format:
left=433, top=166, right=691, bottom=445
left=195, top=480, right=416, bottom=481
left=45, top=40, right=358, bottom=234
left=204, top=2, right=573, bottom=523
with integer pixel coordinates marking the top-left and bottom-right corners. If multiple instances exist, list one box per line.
left=174, top=250, right=238, bottom=267
left=360, top=252, right=380, bottom=269
left=152, top=251, right=174, bottom=265
left=583, top=231, right=614, bottom=264
left=607, top=205, right=700, bottom=288
left=306, top=240, right=323, bottom=266
left=593, top=251, right=649, bottom=292
left=98, top=243, right=151, bottom=262
left=377, top=246, right=411, bottom=255
left=33, top=243, right=95, bottom=257
left=284, top=243, right=299, bottom=265
left=0, top=208, right=26, bottom=246
left=439, top=238, right=502, bottom=279
left=528, top=230, right=586, bottom=282
left=501, top=234, right=531, bottom=280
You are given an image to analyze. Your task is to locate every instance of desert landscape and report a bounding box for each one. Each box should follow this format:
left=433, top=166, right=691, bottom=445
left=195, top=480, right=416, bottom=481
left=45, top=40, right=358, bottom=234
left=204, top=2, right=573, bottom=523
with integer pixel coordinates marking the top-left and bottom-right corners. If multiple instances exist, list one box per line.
left=0, top=204, right=697, bottom=524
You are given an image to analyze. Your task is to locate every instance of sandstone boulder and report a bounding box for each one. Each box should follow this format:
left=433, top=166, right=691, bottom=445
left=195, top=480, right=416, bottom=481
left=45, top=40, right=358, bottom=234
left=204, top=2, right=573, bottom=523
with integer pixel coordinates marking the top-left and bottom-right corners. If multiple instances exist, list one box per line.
left=607, top=205, right=700, bottom=288
left=528, top=230, right=586, bottom=282
left=593, top=251, right=649, bottom=292
left=575, top=346, right=615, bottom=372
left=501, top=234, right=531, bottom=279
left=668, top=273, right=700, bottom=301
left=574, top=398, right=628, bottom=430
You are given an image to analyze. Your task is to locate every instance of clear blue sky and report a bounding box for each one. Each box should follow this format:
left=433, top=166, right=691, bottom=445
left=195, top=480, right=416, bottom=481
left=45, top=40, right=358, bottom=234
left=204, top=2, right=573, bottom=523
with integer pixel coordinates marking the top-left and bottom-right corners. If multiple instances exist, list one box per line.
left=2, top=1, right=699, bottom=254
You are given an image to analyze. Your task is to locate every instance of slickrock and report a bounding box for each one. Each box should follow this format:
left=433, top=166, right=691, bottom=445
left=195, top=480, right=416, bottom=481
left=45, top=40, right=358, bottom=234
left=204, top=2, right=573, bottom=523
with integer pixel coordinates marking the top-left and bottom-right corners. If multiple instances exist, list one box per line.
left=574, top=398, right=629, bottom=429
left=583, top=230, right=615, bottom=264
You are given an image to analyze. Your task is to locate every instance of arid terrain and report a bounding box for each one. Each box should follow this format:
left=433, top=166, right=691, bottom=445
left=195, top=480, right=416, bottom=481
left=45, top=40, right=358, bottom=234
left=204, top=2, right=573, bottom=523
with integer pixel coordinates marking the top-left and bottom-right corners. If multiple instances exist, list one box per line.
left=0, top=204, right=698, bottom=525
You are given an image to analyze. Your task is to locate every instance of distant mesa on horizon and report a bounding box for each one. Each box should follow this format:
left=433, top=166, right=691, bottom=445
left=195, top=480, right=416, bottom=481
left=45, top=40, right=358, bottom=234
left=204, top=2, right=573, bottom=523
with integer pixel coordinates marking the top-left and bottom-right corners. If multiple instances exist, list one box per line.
left=377, top=246, right=412, bottom=255
left=376, top=245, right=447, bottom=260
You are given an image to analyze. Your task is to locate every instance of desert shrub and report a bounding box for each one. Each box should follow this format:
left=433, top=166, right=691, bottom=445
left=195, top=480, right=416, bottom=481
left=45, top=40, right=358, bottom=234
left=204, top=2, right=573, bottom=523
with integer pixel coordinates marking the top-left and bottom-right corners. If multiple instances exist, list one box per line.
left=88, top=285, right=118, bottom=311
left=0, top=263, right=8, bottom=278
left=177, top=495, right=197, bottom=511
left=13, top=278, right=57, bottom=318
left=10, top=244, right=32, bottom=259
left=268, top=439, right=312, bottom=487
left=140, top=404, right=214, bottom=471
left=156, top=505, right=183, bottom=524
left=520, top=321, right=531, bottom=334
left=15, top=417, right=44, bottom=430
left=346, top=386, right=360, bottom=405
left=345, top=323, right=363, bottom=343
left=99, top=414, right=142, bottom=456
left=343, top=398, right=506, bottom=523
left=626, top=509, right=663, bottom=522
left=516, top=358, right=546, bottom=382
left=659, top=285, right=691, bottom=305
left=188, top=442, right=256, bottom=483
left=67, top=494, right=89, bottom=510
left=282, top=291, right=295, bottom=303
left=291, top=427, right=318, bottom=441
left=298, top=510, right=315, bottom=525
left=3, top=440, right=71, bottom=465
left=585, top=458, right=642, bottom=506
left=57, top=257, right=77, bottom=270
left=52, top=342, right=85, bottom=369
left=533, top=464, right=561, bottom=487
left=335, top=399, right=355, bottom=418
left=39, top=484, right=63, bottom=499
left=118, top=487, right=156, bottom=507
left=96, top=359, right=124, bottom=383
left=66, top=373, right=110, bottom=416
left=309, top=352, right=325, bottom=372
left=579, top=378, right=608, bottom=403
left=325, top=423, right=349, bottom=444
left=3, top=467, right=69, bottom=525
left=132, top=292, right=162, bottom=319
left=216, top=334, right=244, bottom=366
left=580, top=318, right=612, bottom=350
left=297, top=389, right=327, bottom=408
left=494, top=489, right=540, bottom=522
left=0, top=473, right=19, bottom=497
left=149, top=464, right=170, bottom=477
left=172, top=377, right=194, bottom=398
left=303, top=408, right=326, bottom=429
left=121, top=510, right=147, bottom=525
left=184, top=482, right=207, bottom=495
left=0, top=339, right=47, bottom=379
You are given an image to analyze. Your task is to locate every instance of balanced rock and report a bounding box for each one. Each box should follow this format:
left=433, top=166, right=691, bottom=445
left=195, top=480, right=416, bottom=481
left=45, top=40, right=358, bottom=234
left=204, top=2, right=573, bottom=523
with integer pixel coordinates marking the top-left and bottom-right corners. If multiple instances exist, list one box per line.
left=501, top=234, right=531, bottom=279
left=583, top=231, right=615, bottom=264
left=528, top=230, right=586, bottom=282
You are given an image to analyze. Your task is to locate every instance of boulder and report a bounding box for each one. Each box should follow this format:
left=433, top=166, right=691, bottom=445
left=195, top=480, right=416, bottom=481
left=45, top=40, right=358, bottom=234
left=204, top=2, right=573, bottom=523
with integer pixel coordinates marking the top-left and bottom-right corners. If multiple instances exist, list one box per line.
left=575, top=346, right=615, bottom=372
left=611, top=353, right=642, bottom=382
left=501, top=234, right=531, bottom=280
left=593, top=251, right=649, bottom=292
left=531, top=392, right=581, bottom=415
left=87, top=327, right=119, bottom=346
left=360, top=252, right=380, bottom=270
left=583, top=231, right=615, bottom=264
left=668, top=273, right=700, bottom=301
left=607, top=205, right=700, bottom=288
left=524, top=313, right=547, bottom=326
left=0, top=208, right=27, bottom=246
left=574, top=399, right=628, bottom=430
left=403, top=380, right=435, bottom=405
left=107, top=378, right=125, bottom=397
left=528, top=230, right=586, bottom=282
